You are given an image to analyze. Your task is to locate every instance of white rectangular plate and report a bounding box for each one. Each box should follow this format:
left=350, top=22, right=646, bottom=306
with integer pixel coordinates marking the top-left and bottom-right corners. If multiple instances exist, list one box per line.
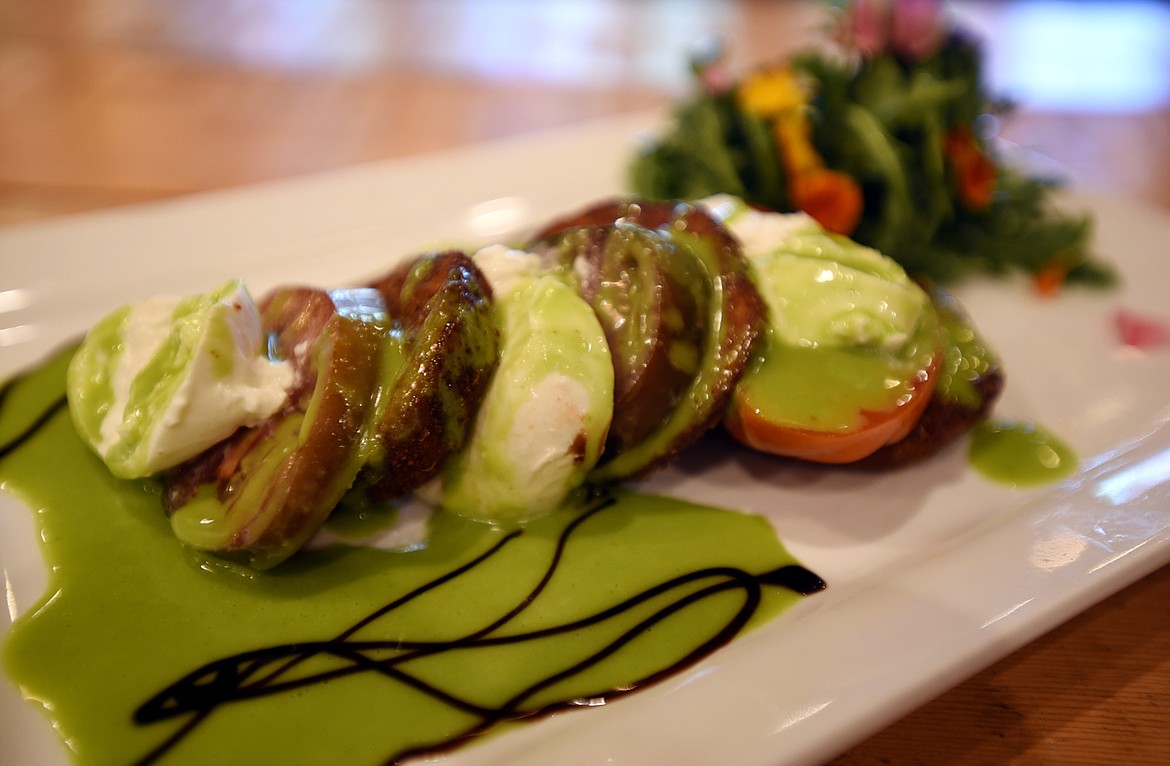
left=3, top=112, right=1170, bottom=766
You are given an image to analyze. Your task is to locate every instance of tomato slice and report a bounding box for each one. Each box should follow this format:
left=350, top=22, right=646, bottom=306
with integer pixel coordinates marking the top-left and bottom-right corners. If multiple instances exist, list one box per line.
left=724, top=350, right=940, bottom=464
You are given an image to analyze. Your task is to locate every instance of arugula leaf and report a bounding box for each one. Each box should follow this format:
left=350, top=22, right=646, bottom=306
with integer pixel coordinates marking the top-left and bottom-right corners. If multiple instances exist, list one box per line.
left=629, top=31, right=1113, bottom=288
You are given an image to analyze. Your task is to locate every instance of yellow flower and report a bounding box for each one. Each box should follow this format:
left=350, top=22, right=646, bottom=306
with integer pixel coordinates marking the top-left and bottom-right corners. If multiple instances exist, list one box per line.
left=737, top=64, right=864, bottom=235
left=737, top=67, right=808, bottom=118
left=773, top=113, right=821, bottom=177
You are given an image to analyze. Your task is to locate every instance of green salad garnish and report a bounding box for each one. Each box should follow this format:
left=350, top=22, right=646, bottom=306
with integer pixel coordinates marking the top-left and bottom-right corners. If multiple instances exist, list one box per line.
left=630, top=0, right=1114, bottom=290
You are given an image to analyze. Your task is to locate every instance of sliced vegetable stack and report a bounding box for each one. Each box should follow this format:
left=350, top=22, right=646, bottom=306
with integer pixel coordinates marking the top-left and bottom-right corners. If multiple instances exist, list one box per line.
left=66, top=194, right=1003, bottom=569
left=532, top=198, right=765, bottom=481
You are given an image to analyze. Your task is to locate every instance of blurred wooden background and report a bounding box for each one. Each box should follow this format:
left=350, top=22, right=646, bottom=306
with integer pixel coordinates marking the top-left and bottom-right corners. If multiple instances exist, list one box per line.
left=2, top=0, right=1168, bottom=226
left=1, top=1, right=1168, bottom=763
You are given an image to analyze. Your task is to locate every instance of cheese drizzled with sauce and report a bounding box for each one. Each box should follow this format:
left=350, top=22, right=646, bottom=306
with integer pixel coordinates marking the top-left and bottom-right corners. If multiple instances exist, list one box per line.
left=702, top=194, right=938, bottom=444
left=701, top=194, right=928, bottom=353
left=66, top=279, right=294, bottom=478
left=432, top=244, right=614, bottom=521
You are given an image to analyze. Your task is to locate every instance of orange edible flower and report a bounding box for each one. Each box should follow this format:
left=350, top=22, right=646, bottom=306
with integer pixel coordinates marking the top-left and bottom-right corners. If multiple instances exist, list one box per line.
left=944, top=126, right=996, bottom=210
left=737, top=64, right=864, bottom=235
left=791, top=168, right=864, bottom=235
left=1033, top=262, right=1068, bottom=296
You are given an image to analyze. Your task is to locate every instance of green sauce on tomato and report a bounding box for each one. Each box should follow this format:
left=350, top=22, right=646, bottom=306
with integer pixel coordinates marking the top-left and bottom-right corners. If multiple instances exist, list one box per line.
left=933, top=293, right=999, bottom=409
left=719, top=201, right=939, bottom=435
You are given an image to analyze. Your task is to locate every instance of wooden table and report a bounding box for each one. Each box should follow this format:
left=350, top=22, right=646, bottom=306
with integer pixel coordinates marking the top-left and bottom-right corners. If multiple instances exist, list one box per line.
left=2, top=1, right=1168, bottom=763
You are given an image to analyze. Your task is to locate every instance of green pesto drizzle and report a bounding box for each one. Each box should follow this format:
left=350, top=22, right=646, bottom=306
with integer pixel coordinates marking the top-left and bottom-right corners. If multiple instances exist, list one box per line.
left=1, top=348, right=821, bottom=766
left=736, top=304, right=939, bottom=433
left=325, top=495, right=401, bottom=539
left=65, top=308, right=126, bottom=449
left=968, top=419, right=1078, bottom=487
left=108, top=285, right=230, bottom=470
left=933, top=294, right=998, bottom=408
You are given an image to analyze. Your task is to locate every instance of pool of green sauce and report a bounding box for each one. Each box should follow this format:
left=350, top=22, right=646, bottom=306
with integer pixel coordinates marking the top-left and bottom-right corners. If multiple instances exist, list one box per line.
left=1, top=346, right=819, bottom=766
left=968, top=419, right=1078, bottom=487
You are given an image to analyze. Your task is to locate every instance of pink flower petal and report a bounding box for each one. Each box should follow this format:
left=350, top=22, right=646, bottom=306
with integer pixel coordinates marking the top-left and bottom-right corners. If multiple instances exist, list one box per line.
left=845, top=0, right=892, bottom=57
left=699, top=62, right=735, bottom=96
left=1116, top=307, right=1170, bottom=349
left=890, top=0, right=947, bottom=61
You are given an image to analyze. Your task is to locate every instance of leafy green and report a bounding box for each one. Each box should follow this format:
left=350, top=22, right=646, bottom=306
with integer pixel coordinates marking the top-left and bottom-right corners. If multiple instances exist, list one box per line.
left=632, top=93, right=791, bottom=211
left=629, top=36, right=1113, bottom=288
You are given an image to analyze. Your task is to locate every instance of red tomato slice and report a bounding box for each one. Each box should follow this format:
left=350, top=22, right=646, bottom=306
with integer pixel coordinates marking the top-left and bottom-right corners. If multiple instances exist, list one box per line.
left=724, top=352, right=940, bottom=464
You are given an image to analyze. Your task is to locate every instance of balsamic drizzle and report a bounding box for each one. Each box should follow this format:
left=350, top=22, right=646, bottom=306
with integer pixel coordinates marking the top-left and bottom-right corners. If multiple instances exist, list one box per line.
left=131, top=497, right=824, bottom=765
left=0, top=380, right=68, bottom=461
left=0, top=341, right=78, bottom=461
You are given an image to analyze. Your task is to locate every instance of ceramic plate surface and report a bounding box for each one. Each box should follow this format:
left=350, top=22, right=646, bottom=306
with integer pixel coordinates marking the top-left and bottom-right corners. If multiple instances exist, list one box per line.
left=3, top=113, right=1170, bottom=766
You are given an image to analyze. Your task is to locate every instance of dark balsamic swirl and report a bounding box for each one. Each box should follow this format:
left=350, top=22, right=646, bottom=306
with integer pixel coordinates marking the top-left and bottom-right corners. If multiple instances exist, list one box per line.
left=0, top=381, right=68, bottom=462
left=0, top=341, right=80, bottom=461
left=131, top=496, right=824, bottom=766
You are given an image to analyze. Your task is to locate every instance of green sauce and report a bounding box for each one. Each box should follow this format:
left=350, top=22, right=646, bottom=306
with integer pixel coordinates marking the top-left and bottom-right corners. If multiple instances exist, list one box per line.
left=324, top=494, right=403, bottom=539
left=1, top=346, right=822, bottom=766
left=737, top=310, right=937, bottom=432
left=932, top=292, right=998, bottom=409
left=968, top=419, right=1078, bottom=487
left=721, top=202, right=939, bottom=435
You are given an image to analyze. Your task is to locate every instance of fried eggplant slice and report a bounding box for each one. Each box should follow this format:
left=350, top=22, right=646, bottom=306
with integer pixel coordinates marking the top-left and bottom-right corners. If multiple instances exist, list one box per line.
left=163, top=287, right=388, bottom=569
left=363, top=251, right=499, bottom=500
left=534, top=197, right=765, bottom=482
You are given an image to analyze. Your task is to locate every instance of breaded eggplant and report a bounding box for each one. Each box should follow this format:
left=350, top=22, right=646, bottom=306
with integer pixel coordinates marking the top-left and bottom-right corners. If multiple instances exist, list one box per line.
left=163, top=287, right=390, bottom=569
left=363, top=251, right=499, bottom=499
